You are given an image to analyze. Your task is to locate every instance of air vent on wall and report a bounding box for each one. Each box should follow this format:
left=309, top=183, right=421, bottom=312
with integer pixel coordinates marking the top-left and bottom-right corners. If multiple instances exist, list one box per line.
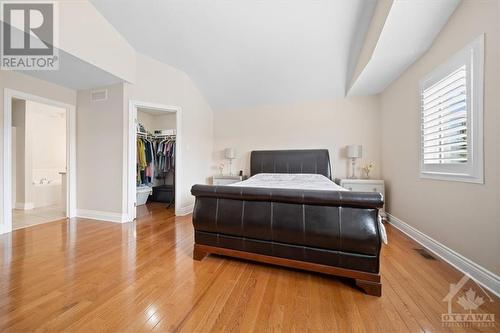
left=414, top=248, right=437, bottom=260
left=91, top=89, right=108, bottom=102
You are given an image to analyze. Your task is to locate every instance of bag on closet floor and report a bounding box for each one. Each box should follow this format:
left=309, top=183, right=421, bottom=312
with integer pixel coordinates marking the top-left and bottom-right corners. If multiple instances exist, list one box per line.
left=152, top=185, right=174, bottom=203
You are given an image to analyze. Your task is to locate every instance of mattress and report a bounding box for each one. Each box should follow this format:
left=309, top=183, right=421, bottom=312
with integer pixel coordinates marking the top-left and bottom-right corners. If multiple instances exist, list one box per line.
left=230, top=173, right=346, bottom=191
left=229, top=173, right=387, bottom=245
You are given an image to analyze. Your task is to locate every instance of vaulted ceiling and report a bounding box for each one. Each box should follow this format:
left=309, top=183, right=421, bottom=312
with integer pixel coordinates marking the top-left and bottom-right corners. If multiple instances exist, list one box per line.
left=91, top=0, right=375, bottom=110
left=91, top=0, right=460, bottom=110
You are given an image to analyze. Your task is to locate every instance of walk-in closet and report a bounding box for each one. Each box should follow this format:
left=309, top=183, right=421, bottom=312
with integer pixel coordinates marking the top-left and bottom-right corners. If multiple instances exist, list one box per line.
left=136, top=108, right=176, bottom=212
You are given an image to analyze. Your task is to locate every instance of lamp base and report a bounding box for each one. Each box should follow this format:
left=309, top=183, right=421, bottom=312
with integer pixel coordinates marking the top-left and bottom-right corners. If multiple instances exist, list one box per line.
left=228, top=159, right=233, bottom=176
left=349, top=158, right=357, bottom=179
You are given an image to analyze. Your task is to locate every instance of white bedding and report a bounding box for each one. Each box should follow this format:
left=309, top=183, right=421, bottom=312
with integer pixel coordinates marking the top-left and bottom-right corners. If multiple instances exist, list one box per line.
left=230, top=173, right=388, bottom=244
left=231, top=173, right=346, bottom=191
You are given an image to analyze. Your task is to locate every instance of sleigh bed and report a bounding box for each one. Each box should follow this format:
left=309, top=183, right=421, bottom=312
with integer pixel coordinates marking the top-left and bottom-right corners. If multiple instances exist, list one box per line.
left=191, top=149, right=384, bottom=296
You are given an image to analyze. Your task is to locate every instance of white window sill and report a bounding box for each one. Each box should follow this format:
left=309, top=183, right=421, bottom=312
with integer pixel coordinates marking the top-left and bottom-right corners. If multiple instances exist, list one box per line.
left=420, top=172, right=484, bottom=184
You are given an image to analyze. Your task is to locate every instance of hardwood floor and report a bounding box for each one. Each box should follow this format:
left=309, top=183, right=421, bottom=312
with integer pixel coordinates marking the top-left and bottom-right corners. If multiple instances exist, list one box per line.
left=0, top=202, right=498, bottom=332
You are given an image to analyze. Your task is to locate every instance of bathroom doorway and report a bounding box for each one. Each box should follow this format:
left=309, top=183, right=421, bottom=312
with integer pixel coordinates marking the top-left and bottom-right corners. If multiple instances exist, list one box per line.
left=11, top=99, right=67, bottom=229
left=2, top=89, right=76, bottom=234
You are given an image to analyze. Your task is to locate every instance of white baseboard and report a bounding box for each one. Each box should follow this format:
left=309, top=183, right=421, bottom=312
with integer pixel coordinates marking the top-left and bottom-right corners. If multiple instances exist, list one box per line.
left=387, top=213, right=500, bottom=297
left=175, top=204, right=194, bottom=216
left=15, top=202, right=34, bottom=210
left=76, top=209, right=129, bottom=223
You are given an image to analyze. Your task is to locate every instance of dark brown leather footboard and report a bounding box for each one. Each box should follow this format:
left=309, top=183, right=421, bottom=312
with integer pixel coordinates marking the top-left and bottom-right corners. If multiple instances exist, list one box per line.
left=191, top=184, right=384, bottom=296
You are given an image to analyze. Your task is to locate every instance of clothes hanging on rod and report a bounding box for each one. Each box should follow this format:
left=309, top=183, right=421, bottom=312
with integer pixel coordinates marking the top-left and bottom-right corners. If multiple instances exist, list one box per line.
left=137, top=132, right=176, bottom=186
left=156, top=137, right=176, bottom=174
left=137, top=135, right=154, bottom=185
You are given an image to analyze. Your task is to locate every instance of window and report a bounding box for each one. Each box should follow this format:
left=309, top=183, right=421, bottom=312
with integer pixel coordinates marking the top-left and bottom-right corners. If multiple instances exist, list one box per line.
left=419, top=34, right=484, bottom=183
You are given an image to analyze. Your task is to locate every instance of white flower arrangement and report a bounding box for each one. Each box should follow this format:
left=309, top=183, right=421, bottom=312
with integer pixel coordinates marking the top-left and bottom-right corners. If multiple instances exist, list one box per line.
left=218, top=162, right=225, bottom=175
left=362, top=162, right=375, bottom=179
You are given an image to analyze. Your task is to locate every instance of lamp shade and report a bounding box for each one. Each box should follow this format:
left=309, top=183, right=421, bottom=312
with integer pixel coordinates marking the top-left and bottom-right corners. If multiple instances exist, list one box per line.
left=346, top=145, right=362, bottom=159
left=224, top=148, right=236, bottom=159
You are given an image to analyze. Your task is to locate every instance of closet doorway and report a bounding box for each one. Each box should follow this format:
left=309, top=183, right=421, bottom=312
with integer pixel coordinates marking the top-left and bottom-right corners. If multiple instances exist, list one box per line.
left=128, top=101, right=181, bottom=220
left=2, top=89, right=76, bottom=234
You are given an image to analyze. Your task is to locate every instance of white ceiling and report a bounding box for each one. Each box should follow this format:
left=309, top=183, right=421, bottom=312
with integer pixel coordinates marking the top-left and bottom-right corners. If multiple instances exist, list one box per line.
left=348, top=0, right=461, bottom=95
left=138, top=107, right=176, bottom=116
left=91, top=0, right=376, bottom=110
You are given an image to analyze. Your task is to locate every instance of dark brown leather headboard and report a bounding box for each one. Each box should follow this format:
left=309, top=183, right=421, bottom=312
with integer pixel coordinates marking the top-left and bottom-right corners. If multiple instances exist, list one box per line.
left=250, top=149, right=332, bottom=179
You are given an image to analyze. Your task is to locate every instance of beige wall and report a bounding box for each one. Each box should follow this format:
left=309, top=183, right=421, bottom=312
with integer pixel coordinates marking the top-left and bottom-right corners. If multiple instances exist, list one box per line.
left=12, top=100, right=26, bottom=205
left=137, top=111, right=154, bottom=132
left=25, top=101, right=66, bottom=209
left=380, top=0, right=500, bottom=275
left=214, top=96, right=381, bottom=179
left=11, top=128, right=16, bottom=206
left=130, top=54, right=214, bottom=211
left=27, top=101, right=67, bottom=173
left=77, top=83, right=126, bottom=214
left=137, top=110, right=176, bottom=133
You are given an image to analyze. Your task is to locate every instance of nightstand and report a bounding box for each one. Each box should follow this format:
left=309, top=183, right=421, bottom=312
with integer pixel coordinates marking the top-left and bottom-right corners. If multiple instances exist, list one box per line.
left=212, top=175, right=244, bottom=185
left=335, top=178, right=386, bottom=219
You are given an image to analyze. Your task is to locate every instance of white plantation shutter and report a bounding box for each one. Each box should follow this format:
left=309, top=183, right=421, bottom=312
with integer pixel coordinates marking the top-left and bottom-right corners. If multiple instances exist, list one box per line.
left=421, top=65, right=467, bottom=164
left=419, top=34, right=484, bottom=183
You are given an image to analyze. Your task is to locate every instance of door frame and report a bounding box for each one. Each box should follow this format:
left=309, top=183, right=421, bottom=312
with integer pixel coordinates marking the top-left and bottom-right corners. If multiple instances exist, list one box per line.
left=127, top=100, right=182, bottom=220
left=2, top=88, right=77, bottom=234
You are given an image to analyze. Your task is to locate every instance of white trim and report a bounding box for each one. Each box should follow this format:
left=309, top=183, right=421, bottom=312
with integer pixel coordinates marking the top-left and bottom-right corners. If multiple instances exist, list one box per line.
left=419, top=34, right=484, bottom=184
left=2, top=94, right=12, bottom=234
left=2, top=88, right=77, bottom=235
left=387, top=213, right=500, bottom=297
left=127, top=100, right=182, bottom=221
left=67, top=101, right=77, bottom=218
left=175, top=203, right=194, bottom=216
left=14, top=202, right=34, bottom=210
left=419, top=171, right=484, bottom=184
left=76, top=209, right=129, bottom=223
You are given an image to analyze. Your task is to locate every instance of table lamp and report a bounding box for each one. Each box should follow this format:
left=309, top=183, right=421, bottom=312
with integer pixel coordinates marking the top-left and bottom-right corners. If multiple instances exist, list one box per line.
left=225, top=148, right=236, bottom=175
left=347, top=145, right=362, bottom=179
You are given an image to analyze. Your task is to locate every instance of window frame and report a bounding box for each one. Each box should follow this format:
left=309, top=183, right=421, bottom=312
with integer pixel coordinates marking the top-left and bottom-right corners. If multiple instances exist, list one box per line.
left=419, top=34, right=484, bottom=184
